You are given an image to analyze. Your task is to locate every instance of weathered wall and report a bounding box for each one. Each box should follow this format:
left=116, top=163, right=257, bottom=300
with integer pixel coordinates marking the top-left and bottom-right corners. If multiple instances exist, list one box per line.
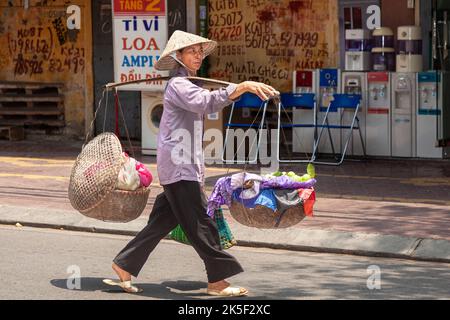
left=207, top=0, right=340, bottom=92
left=0, top=0, right=93, bottom=138
left=381, top=0, right=415, bottom=35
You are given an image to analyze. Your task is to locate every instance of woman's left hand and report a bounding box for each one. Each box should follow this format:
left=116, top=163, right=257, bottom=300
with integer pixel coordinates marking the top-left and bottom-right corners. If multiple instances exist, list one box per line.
left=229, top=81, right=280, bottom=101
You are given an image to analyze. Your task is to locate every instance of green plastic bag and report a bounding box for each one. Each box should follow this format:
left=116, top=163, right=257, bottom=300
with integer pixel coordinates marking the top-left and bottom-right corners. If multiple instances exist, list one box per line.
left=169, top=208, right=237, bottom=250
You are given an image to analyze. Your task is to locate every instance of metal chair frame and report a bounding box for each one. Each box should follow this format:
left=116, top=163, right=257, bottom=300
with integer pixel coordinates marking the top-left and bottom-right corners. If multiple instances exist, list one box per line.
left=311, top=94, right=366, bottom=166
left=276, top=93, right=317, bottom=163
left=221, top=93, right=269, bottom=164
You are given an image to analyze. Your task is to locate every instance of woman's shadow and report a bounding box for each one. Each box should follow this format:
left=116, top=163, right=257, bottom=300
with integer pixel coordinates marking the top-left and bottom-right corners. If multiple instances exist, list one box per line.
left=50, top=277, right=222, bottom=299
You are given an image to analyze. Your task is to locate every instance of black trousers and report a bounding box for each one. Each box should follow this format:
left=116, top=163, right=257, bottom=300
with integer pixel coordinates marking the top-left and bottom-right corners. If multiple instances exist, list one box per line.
left=113, top=180, right=244, bottom=283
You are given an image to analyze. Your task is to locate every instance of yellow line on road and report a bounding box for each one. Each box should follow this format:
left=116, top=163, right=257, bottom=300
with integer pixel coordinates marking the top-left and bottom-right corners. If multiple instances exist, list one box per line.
left=318, top=193, right=450, bottom=207
left=0, top=173, right=69, bottom=181
left=402, top=177, right=450, bottom=187
left=0, top=156, right=74, bottom=163
left=317, top=174, right=450, bottom=187
left=0, top=157, right=74, bottom=168
left=318, top=173, right=403, bottom=181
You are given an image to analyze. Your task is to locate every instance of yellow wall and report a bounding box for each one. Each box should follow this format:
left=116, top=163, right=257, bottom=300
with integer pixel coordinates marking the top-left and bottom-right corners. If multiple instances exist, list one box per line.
left=207, top=0, right=339, bottom=92
left=0, top=0, right=93, bottom=137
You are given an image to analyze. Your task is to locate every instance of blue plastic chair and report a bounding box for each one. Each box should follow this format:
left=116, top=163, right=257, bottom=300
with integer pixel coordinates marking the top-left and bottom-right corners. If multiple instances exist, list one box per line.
left=276, top=93, right=317, bottom=163
left=222, top=93, right=269, bottom=164
left=311, top=94, right=365, bottom=165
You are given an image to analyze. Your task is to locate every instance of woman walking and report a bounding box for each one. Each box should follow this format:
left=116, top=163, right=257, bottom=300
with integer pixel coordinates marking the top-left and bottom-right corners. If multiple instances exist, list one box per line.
left=106, top=30, right=279, bottom=296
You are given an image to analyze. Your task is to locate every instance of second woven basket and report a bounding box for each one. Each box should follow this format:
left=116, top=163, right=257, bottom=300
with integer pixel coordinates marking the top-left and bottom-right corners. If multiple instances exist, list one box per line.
left=229, top=202, right=305, bottom=229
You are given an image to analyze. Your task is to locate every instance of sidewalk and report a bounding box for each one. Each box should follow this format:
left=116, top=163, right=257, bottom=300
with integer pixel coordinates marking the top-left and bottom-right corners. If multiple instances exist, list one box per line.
left=0, top=139, right=450, bottom=263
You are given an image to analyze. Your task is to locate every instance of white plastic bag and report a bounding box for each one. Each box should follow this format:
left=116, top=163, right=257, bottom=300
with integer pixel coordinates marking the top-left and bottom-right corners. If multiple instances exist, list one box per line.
left=116, top=154, right=141, bottom=191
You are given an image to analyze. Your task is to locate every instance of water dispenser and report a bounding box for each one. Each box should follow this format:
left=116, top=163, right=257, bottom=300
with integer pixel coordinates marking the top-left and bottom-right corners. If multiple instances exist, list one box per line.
left=345, top=29, right=372, bottom=71
left=416, top=71, right=448, bottom=158
left=371, top=27, right=396, bottom=71
left=366, top=72, right=392, bottom=156
left=292, top=70, right=317, bottom=153
left=293, top=70, right=315, bottom=93
left=396, top=26, right=423, bottom=72
left=317, top=69, right=341, bottom=154
left=391, top=72, right=417, bottom=157
left=342, top=72, right=367, bottom=156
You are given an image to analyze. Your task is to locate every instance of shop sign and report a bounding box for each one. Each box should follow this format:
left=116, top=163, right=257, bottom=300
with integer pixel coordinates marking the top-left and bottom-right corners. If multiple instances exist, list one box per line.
left=112, top=0, right=168, bottom=91
left=113, top=0, right=166, bottom=16
left=366, top=5, right=381, bottom=30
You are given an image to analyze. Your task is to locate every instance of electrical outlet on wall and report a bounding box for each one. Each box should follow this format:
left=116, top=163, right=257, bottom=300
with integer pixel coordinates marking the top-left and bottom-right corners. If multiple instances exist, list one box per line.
left=407, top=0, right=415, bottom=9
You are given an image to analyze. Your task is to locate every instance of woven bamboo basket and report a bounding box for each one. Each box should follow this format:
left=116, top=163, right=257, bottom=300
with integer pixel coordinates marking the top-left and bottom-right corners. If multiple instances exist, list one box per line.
left=229, top=201, right=305, bottom=229
left=68, top=132, right=150, bottom=223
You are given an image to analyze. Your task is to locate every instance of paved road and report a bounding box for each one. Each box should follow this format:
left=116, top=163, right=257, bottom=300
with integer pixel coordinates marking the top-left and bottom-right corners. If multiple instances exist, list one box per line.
left=1, top=225, right=449, bottom=300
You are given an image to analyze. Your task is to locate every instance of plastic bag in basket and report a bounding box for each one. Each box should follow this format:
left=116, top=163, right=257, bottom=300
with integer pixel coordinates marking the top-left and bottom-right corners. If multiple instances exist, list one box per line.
left=116, top=154, right=140, bottom=191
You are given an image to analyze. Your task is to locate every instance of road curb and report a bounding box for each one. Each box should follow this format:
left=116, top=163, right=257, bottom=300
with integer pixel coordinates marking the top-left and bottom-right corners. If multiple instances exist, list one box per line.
left=2, top=216, right=450, bottom=265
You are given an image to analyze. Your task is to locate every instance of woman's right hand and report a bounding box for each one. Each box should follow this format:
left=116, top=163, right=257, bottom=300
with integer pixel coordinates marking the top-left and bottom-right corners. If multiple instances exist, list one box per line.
left=229, top=81, right=280, bottom=101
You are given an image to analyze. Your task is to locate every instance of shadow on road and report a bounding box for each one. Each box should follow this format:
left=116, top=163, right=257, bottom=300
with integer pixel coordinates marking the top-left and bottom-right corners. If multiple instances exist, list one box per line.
left=49, top=278, right=260, bottom=300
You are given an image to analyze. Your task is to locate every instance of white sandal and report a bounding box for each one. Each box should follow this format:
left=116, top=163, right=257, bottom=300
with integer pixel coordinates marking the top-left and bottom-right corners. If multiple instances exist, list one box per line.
left=103, top=279, right=143, bottom=293
left=207, top=286, right=248, bottom=297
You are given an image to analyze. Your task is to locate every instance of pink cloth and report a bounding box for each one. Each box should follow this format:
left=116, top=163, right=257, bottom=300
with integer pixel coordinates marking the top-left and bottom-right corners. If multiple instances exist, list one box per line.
left=122, top=152, right=153, bottom=188
left=135, top=161, right=153, bottom=187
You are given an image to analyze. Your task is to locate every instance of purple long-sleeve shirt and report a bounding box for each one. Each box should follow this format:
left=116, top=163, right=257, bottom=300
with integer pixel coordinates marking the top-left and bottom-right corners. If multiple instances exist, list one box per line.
left=157, top=67, right=237, bottom=186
